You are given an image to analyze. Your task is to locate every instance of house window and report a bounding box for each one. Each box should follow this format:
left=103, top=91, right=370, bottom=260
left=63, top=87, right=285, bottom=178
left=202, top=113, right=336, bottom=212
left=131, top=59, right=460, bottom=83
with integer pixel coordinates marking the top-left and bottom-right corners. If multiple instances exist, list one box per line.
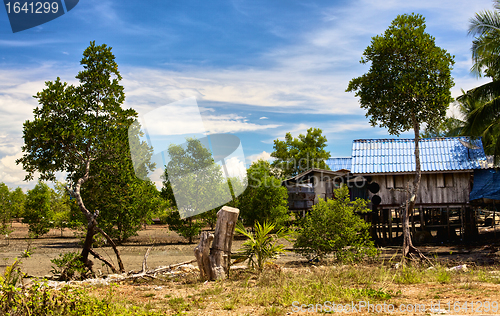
left=394, top=175, right=404, bottom=189
left=437, top=173, right=444, bottom=188
left=445, top=173, right=454, bottom=187
left=386, top=175, right=394, bottom=189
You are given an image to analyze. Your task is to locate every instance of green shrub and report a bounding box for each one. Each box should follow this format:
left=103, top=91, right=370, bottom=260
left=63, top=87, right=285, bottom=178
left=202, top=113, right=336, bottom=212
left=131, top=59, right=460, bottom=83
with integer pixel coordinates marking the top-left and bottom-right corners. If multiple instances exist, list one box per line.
left=23, top=181, right=54, bottom=238
left=0, top=260, right=163, bottom=315
left=235, top=221, right=290, bottom=271
left=294, top=185, right=377, bottom=262
left=165, top=209, right=204, bottom=244
left=50, top=252, right=88, bottom=281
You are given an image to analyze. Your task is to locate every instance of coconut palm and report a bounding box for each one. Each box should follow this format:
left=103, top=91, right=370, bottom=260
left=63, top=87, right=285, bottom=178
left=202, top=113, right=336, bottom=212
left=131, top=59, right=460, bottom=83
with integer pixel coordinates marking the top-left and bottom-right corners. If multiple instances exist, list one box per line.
left=457, top=1, right=500, bottom=163
left=469, top=0, right=500, bottom=79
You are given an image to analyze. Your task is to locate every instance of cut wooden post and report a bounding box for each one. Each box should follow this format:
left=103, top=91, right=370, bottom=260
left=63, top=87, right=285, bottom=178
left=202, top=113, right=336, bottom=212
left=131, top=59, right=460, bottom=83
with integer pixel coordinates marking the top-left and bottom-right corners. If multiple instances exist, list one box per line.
left=194, top=206, right=240, bottom=281
left=209, top=206, right=240, bottom=280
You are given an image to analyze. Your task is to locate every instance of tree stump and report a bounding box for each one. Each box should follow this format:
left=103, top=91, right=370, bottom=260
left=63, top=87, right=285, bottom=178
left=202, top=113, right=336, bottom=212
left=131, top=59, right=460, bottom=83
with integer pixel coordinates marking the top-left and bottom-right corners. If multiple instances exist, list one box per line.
left=194, top=206, right=239, bottom=280
left=194, top=231, right=214, bottom=280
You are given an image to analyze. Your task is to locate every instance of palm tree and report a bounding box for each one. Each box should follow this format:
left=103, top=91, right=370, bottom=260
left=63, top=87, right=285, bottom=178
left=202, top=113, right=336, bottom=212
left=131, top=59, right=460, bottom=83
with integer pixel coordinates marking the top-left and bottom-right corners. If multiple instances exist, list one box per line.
left=469, top=0, right=500, bottom=79
left=457, top=1, right=500, bottom=164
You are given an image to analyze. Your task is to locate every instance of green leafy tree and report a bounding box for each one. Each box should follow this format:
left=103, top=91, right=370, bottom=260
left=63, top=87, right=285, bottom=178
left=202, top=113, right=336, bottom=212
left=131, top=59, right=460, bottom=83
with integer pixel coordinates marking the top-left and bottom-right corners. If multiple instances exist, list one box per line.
left=16, top=42, right=150, bottom=272
left=238, top=160, right=289, bottom=228
left=271, top=127, right=330, bottom=178
left=161, top=137, right=230, bottom=243
left=23, top=181, right=54, bottom=237
left=421, top=117, right=463, bottom=138
left=51, top=182, right=81, bottom=237
left=294, top=185, right=376, bottom=262
left=0, top=183, right=12, bottom=236
left=9, top=187, right=26, bottom=220
left=79, top=127, right=164, bottom=243
left=346, top=13, right=454, bottom=259
left=234, top=221, right=290, bottom=271
left=164, top=209, right=205, bottom=244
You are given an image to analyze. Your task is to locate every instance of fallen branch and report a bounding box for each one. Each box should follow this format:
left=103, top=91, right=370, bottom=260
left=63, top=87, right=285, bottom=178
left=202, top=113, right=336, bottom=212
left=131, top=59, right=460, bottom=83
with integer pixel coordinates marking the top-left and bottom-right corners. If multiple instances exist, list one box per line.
left=120, top=259, right=197, bottom=282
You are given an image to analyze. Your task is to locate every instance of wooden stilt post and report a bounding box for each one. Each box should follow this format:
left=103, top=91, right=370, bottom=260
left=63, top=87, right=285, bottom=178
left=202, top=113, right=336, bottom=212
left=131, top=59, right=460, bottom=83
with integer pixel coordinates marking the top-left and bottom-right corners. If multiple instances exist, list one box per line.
left=411, top=207, right=416, bottom=234
left=396, top=208, right=400, bottom=239
left=460, top=206, right=464, bottom=239
left=419, top=206, right=424, bottom=231
left=446, top=205, right=450, bottom=240
left=388, top=209, right=393, bottom=243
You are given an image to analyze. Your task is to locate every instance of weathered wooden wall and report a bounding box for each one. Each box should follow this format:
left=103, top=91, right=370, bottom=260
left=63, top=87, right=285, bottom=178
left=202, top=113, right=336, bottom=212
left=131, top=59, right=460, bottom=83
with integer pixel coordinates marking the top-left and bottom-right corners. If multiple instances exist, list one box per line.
left=369, top=172, right=471, bottom=206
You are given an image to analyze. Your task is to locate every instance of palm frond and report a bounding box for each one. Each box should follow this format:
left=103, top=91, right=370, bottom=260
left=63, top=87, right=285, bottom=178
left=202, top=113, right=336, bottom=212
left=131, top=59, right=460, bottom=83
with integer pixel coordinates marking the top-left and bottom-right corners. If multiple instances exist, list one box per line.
left=462, top=97, right=500, bottom=136
left=469, top=10, right=500, bottom=36
left=462, top=80, right=500, bottom=101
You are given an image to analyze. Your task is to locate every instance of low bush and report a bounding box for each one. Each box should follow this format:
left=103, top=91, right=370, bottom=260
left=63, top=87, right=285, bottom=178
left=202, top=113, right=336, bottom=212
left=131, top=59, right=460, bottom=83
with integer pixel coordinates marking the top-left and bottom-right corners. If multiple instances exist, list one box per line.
left=294, top=185, right=378, bottom=262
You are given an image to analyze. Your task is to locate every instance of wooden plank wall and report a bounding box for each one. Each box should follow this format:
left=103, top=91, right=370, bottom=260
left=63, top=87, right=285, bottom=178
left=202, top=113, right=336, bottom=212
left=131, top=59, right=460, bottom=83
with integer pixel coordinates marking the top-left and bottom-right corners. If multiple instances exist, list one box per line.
left=370, top=172, right=471, bottom=205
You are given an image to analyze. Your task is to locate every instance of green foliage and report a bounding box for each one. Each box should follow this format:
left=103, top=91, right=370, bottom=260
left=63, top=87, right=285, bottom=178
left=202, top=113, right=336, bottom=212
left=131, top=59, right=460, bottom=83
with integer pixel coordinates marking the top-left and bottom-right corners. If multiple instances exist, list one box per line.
left=164, top=209, right=204, bottom=244
left=294, top=185, right=377, bottom=262
left=238, top=160, right=290, bottom=228
left=16, top=41, right=158, bottom=263
left=421, top=117, right=463, bottom=138
left=50, top=252, right=88, bottom=281
left=82, top=171, right=165, bottom=243
left=468, top=0, right=500, bottom=80
left=0, top=183, right=13, bottom=236
left=162, top=137, right=231, bottom=219
left=10, top=187, right=26, bottom=220
left=23, top=181, right=54, bottom=238
left=0, top=277, right=162, bottom=315
left=346, top=13, right=455, bottom=136
left=457, top=3, right=500, bottom=163
left=52, top=182, right=82, bottom=236
left=161, top=137, right=236, bottom=240
left=271, top=127, right=330, bottom=178
left=0, top=258, right=25, bottom=314
left=16, top=41, right=137, bottom=184
left=234, top=221, right=290, bottom=271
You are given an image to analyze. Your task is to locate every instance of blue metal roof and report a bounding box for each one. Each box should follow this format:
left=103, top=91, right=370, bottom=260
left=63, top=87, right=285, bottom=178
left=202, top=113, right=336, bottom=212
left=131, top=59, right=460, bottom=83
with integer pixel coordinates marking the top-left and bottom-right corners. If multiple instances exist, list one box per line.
left=326, top=158, right=352, bottom=171
left=351, top=137, right=487, bottom=174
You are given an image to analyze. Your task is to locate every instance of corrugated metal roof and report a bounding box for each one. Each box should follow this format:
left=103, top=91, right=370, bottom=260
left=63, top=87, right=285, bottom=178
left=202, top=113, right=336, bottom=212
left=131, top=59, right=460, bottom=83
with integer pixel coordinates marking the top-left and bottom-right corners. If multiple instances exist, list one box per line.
left=326, top=158, right=352, bottom=171
left=351, top=137, right=487, bottom=174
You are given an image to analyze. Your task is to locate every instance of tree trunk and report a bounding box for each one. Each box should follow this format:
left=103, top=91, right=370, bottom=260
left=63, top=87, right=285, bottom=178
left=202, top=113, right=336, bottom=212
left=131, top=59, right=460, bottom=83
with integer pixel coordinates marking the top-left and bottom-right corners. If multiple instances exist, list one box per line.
left=194, top=206, right=239, bottom=280
left=402, top=116, right=427, bottom=260
left=71, top=158, right=125, bottom=273
left=80, top=215, right=96, bottom=268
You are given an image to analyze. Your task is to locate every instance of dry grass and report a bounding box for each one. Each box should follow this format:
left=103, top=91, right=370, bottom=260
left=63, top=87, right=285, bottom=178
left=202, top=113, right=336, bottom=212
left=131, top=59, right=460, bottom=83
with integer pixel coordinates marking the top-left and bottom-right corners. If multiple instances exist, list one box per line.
left=83, top=261, right=500, bottom=315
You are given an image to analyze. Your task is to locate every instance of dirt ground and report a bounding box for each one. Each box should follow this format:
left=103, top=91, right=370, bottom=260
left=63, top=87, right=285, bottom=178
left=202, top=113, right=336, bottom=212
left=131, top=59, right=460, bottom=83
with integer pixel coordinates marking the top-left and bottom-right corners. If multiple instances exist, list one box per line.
left=0, top=222, right=301, bottom=277
left=1, top=222, right=500, bottom=278
left=2, top=222, right=500, bottom=315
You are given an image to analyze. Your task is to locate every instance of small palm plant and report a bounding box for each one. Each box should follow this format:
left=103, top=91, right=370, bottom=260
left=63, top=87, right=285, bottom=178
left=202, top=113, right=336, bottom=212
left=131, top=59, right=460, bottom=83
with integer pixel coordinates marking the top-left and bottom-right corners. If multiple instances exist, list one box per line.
left=234, top=221, right=290, bottom=271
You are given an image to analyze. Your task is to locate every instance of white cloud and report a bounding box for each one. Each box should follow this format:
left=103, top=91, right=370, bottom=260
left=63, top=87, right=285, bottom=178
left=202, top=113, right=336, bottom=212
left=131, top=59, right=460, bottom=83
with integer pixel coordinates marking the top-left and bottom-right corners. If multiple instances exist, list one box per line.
left=247, top=151, right=272, bottom=164
left=223, top=156, right=247, bottom=180
left=0, top=151, right=33, bottom=190
left=203, top=113, right=280, bottom=134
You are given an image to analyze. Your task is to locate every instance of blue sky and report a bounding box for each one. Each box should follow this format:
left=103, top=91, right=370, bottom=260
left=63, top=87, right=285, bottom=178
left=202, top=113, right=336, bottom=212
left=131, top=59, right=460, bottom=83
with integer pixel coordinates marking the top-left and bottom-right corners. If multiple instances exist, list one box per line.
left=0, top=0, right=494, bottom=190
